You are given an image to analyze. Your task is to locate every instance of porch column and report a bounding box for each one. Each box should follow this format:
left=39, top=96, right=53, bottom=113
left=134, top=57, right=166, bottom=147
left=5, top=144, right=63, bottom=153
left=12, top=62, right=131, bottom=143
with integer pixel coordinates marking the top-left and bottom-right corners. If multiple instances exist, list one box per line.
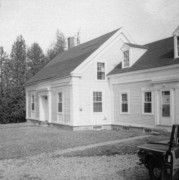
left=71, top=77, right=80, bottom=126
left=171, top=89, right=175, bottom=124
left=48, top=89, right=52, bottom=123
left=26, top=91, right=29, bottom=119
left=155, top=90, right=160, bottom=125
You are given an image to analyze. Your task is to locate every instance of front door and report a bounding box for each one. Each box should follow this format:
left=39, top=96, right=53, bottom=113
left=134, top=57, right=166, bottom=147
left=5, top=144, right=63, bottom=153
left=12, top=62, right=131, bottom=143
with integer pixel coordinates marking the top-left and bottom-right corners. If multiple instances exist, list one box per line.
left=160, top=90, right=172, bottom=126
left=40, top=95, right=49, bottom=121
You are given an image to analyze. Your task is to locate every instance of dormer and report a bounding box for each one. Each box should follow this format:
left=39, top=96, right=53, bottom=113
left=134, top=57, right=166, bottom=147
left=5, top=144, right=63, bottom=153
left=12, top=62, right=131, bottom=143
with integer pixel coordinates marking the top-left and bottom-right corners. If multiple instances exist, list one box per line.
left=172, top=26, right=179, bottom=59
left=120, top=43, right=148, bottom=68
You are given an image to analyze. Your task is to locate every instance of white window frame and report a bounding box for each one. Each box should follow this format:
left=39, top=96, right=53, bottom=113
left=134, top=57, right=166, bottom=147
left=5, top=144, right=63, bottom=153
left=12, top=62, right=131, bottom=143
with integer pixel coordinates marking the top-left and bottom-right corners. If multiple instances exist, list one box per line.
left=142, top=91, right=153, bottom=115
left=57, top=92, right=63, bottom=114
left=123, top=50, right=130, bottom=68
left=120, top=90, right=130, bottom=114
left=31, top=93, right=35, bottom=112
left=97, top=62, right=105, bottom=80
left=93, top=91, right=103, bottom=113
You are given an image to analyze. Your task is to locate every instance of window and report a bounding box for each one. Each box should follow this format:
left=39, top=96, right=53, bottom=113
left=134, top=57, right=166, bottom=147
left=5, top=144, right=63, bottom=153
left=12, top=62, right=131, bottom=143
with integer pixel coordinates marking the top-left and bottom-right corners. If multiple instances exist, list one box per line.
left=58, top=93, right=63, bottom=113
left=144, top=92, right=152, bottom=113
left=123, top=50, right=129, bottom=67
left=31, top=94, right=35, bottom=111
left=177, top=37, right=179, bottom=56
left=162, top=91, right=170, bottom=117
left=97, top=62, right=105, bottom=80
left=121, top=93, right=128, bottom=113
left=93, top=92, right=102, bottom=112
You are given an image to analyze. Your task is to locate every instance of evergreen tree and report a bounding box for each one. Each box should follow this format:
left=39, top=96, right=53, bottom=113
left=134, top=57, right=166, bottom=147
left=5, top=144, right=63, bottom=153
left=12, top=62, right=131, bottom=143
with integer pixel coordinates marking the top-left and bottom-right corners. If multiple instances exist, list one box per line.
left=9, top=35, right=27, bottom=123
left=0, top=47, right=12, bottom=123
left=47, top=30, right=66, bottom=61
left=27, top=42, right=46, bottom=77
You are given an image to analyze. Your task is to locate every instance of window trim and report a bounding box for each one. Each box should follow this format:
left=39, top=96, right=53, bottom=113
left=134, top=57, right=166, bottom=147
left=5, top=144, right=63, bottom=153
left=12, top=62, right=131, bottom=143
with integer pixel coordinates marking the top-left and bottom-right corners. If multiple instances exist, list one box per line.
left=119, top=90, right=130, bottom=114
left=57, top=92, right=63, bottom=114
left=96, top=62, right=106, bottom=81
left=123, top=50, right=130, bottom=68
left=142, top=91, right=153, bottom=115
left=92, top=91, right=103, bottom=113
left=31, top=93, right=35, bottom=112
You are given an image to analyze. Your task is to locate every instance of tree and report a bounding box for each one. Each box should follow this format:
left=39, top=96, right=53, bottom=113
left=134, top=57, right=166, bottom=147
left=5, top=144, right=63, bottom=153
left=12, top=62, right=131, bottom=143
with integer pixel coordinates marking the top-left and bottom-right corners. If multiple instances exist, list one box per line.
left=0, top=47, right=13, bottom=123
left=27, top=42, right=46, bottom=77
left=47, top=30, right=66, bottom=61
left=9, top=35, right=27, bottom=123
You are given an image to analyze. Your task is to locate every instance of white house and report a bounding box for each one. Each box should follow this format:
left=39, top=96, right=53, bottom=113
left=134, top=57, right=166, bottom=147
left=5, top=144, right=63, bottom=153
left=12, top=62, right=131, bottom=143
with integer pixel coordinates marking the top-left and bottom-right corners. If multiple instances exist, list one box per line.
left=25, top=26, right=179, bottom=130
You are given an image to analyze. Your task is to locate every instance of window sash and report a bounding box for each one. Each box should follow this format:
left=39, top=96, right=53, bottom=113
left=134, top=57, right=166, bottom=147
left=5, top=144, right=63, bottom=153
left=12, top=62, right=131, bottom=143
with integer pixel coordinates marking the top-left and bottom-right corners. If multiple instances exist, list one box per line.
left=121, top=93, right=128, bottom=113
left=93, top=92, right=102, bottom=112
left=58, top=93, right=63, bottom=113
left=31, top=95, right=35, bottom=111
left=124, top=50, right=129, bottom=67
left=144, top=92, right=152, bottom=113
left=97, top=62, right=105, bottom=80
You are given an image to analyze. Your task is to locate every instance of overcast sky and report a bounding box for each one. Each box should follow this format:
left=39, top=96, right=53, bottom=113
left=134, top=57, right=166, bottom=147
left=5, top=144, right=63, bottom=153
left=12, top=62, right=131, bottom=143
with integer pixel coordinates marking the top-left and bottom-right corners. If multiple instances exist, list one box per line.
left=0, top=0, right=179, bottom=54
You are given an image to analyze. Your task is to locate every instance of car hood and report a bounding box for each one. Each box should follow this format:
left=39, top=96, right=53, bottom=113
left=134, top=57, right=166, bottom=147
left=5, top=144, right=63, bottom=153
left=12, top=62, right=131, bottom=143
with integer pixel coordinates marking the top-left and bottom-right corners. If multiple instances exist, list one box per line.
left=138, top=140, right=169, bottom=153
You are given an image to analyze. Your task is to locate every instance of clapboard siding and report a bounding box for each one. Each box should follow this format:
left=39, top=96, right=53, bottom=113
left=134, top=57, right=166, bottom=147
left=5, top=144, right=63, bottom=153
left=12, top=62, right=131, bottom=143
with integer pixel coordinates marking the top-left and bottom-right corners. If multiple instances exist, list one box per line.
left=51, top=85, right=71, bottom=124
left=27, top=92, right=31, bottom=118
left=35, top=92, right=39, bottom=118
left=113, top=81, right=155, bottom=126
left=51, top=90, right=57, bottom=122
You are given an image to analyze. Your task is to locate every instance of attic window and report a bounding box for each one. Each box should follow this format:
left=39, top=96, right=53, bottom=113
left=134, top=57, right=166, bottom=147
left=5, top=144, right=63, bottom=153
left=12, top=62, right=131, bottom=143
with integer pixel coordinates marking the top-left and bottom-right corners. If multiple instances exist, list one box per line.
left=97, top=62, right=105, bottom=80
left=123, top=50, right=130, bottom=67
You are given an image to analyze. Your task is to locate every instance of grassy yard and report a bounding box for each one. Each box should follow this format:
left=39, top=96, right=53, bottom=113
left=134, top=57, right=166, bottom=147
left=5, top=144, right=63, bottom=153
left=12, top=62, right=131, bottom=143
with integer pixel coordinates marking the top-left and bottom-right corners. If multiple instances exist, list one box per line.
left=62, top=133, right=170, bottom=157
left=0, top=123, right=145, bottom=160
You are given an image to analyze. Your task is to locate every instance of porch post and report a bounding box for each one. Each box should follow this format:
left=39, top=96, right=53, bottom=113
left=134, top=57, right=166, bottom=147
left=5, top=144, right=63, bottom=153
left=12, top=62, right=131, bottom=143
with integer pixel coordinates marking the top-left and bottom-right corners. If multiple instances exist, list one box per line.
left=26, top=91, right=29, bottom=119
left=155, top=90, right=160, bottom=125
left=48, top=89, right=52, bottom=123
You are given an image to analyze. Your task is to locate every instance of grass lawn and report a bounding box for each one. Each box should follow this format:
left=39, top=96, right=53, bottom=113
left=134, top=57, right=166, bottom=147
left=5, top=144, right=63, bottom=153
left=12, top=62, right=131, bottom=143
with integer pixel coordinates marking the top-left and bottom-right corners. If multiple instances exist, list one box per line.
left=0, top=123, right=145, bottom=160
left=62, top=133, right=170, bottom=157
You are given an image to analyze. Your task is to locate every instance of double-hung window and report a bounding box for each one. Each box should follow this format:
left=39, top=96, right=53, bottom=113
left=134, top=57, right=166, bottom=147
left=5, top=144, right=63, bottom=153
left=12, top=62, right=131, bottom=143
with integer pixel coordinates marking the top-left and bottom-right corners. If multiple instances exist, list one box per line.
left=97, top=62, right=105, bottom=80
left=143, top=92, right=152, bottom=114
left=58, top=93, right=63, bottom=113
left=123, top=50, right=129, bottom=67
left=93, top=92, right=102, bottom=112
left=31, top=94, right=35, bottom=111
left=121, top=93, right=128, bottom=113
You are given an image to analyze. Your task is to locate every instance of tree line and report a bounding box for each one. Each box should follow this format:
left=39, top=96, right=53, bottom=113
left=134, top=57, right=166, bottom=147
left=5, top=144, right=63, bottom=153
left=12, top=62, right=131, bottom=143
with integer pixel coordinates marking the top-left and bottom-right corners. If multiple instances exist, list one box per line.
left=0, top=30, right=66, bottom=124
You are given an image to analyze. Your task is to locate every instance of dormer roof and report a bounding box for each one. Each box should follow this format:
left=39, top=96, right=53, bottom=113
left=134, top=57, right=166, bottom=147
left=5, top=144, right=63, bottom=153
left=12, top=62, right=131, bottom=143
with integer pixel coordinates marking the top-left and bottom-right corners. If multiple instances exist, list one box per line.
left=125, top=43, right=148, bottom=49
left=121, top=43, right=148, bottom=51
left=109, top=37, right=179, bottom=75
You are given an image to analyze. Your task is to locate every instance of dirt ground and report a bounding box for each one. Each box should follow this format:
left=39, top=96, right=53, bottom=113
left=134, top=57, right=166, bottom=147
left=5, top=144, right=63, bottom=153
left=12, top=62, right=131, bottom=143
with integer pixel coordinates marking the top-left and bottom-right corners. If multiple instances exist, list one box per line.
left=0, top=153, right=149, bottom=180
left=0, top=123, right=169, bottom=179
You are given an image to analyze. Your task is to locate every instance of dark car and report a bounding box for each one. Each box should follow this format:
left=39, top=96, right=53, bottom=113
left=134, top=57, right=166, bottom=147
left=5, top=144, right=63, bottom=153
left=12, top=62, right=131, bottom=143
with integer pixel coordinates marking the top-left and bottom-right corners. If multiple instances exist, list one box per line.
left=137, top=124, right=179, bottom=180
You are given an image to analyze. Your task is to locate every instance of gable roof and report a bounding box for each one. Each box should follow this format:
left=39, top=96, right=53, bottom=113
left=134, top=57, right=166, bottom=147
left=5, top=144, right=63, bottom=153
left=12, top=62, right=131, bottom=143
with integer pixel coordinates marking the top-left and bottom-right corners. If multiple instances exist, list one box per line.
left=25, top=29, right=119, bottom=86
left=108, top=37, right=179, bottom=76
left=125, top=43, right=148, bottom=49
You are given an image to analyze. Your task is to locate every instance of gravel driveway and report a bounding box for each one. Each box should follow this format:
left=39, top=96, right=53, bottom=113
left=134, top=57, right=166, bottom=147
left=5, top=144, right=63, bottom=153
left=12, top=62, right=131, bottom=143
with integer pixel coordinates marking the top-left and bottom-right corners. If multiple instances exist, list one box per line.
left=0, top=153, right=149, bottom=180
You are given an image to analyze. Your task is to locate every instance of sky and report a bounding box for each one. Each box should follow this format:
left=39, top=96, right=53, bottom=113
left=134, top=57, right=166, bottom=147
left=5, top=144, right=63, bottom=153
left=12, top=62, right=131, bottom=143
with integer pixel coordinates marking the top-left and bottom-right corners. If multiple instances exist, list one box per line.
left=0, top=0, right=179, bottom=54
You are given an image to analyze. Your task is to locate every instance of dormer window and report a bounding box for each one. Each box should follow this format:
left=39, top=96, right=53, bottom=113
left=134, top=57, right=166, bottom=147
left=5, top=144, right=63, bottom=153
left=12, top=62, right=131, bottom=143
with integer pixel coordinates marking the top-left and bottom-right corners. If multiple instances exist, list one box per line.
left=97, top=62, right=105, bottom=80
left=124, top=50, right=129, bottom=67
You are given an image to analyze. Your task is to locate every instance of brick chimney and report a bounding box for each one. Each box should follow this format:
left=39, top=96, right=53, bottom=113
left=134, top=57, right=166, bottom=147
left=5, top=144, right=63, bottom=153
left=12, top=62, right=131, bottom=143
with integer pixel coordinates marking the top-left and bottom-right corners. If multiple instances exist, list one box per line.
left=68, top=37, right=75, bottom=50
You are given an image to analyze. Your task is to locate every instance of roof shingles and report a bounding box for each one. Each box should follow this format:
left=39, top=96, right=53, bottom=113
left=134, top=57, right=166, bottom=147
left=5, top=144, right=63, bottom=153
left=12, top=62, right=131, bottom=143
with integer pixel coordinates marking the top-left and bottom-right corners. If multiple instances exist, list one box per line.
left=109, top=37, right=179, bottom=75
left=25, top=29, right=119, bottom=86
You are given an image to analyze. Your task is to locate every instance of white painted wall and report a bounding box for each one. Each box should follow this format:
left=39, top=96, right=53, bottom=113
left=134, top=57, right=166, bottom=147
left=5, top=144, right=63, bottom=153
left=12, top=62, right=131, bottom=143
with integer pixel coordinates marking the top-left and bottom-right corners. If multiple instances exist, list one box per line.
left=26, top=77, right=72, bottom=125
left=72, top=33, right=131, bottom=126
left=109, top=65, right=179, bottom=128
